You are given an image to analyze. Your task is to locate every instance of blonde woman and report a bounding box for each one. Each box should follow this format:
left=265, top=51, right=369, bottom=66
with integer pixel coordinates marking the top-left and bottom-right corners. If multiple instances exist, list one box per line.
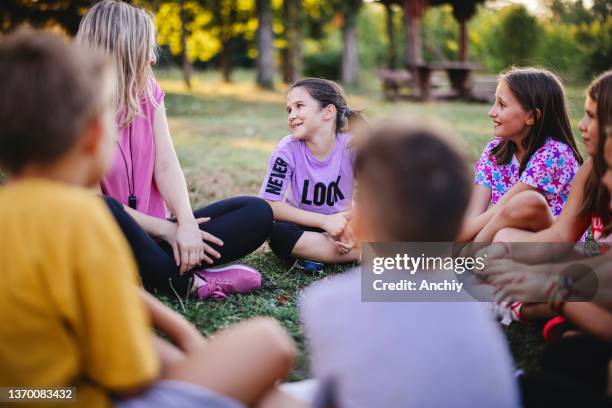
left=76, top=0, right=273, bottom=300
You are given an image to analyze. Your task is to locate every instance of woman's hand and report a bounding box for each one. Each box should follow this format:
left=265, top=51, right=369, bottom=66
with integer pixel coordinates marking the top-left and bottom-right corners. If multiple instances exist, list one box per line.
left=164, top=217, right=224, bottom=273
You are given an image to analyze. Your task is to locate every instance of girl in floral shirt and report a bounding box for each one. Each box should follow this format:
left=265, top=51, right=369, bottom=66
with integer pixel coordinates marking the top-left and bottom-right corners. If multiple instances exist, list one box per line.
left=460, top=67, right=583, bottom=242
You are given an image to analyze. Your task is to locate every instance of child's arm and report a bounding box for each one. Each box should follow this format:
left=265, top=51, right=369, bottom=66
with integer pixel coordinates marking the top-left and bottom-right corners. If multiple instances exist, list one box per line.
left=268, top=200, right=348, bottom=238
left=563, top=303, right=612, bottom=342
left=460, top=182, right=537, bottom=241
left=458, top=185, right=492, bottom=241
left=139, top=289, right=205, bottom=353
left=151, top=334, right=185, bottom=371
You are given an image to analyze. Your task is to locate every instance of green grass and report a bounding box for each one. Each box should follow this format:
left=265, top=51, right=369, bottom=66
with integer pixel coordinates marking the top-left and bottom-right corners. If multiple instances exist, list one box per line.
left=157, top=67, right=587, bottom=380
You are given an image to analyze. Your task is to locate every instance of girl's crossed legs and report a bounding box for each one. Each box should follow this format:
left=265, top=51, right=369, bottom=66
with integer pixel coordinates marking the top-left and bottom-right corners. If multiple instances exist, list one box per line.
left=474, top=190, right=555, bottom=242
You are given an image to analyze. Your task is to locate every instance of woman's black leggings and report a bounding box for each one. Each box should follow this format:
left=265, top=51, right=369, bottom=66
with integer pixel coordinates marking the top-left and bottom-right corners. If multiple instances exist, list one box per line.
left=103, top=195, right=273, bottom=296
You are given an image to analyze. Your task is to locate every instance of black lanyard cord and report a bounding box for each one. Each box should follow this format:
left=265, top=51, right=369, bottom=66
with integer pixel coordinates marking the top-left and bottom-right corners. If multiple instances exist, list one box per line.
left=116, top=126, right=137, bottom=209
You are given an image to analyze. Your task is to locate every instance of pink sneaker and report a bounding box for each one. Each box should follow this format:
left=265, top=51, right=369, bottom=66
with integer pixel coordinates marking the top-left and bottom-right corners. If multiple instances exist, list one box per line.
left=193, top=264, right=261, bottom=300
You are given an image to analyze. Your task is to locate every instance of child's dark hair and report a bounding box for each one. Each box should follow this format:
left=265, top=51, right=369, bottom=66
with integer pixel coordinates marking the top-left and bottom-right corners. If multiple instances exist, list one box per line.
left=290, top=78, right=368, bottom=136
left=491, top=67, right=583, bottom=174
left=354, top=121, right=471, bottom=242
left=580, top=70, right=612, bottom=233
left=0, top=30, right=110, bottom=174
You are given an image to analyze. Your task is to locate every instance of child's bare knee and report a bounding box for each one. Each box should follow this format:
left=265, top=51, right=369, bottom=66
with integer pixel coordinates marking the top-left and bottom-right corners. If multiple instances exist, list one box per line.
left=502, top=191, right=547, bottom=221
left=245, top=317, right=296, bottom=366
left=520, top=191, right=548, bottom=211
left=493, top=228, right=513, bottom=242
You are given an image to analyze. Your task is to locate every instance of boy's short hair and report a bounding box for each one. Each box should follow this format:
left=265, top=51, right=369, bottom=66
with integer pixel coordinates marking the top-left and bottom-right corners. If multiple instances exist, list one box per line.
left=354, top=121, right=471, bottom=242
left=0, top=30, right=111, bottom=173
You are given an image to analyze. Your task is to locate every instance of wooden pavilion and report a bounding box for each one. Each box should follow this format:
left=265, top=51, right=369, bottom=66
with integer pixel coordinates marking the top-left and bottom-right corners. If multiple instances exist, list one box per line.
left=378, top=0, right=486, bottom=101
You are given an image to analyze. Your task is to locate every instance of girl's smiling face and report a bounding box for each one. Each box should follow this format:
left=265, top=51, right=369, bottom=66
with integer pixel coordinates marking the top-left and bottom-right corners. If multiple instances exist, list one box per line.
left=286, top=86, right=334, bottom=140
left=488, top=80, right=534, bottom=143
left=578, top=95, right=599, bottom=157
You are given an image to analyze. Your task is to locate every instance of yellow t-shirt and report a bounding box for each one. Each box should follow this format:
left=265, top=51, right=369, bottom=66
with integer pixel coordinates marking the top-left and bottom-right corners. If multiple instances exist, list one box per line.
left=0, top=180, right=159, bottom=408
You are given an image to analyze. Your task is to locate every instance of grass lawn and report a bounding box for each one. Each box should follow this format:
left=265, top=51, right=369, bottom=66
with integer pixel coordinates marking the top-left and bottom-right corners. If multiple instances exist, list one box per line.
left=157, top=68, right=588, bottom=381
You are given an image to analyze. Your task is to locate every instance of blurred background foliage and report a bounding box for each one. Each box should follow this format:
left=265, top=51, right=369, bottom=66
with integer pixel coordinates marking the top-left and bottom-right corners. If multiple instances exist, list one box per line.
left=1, top=0, right=610, bottom=83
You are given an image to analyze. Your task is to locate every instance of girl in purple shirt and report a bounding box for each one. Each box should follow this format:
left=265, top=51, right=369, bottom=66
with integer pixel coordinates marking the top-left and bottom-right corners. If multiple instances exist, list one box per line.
left=260, top=78, right=367, bottom=264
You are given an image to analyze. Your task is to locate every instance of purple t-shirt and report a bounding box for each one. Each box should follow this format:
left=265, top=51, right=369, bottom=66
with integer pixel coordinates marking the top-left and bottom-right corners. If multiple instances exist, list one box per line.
left=474, top=138, right=580, bottom=217
left=101, top=78, right=168, bottom=219
left=259, top=133, right=354, bottom=215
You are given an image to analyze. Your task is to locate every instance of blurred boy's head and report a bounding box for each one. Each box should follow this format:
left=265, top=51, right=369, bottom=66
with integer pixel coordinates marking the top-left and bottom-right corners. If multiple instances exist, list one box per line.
left=353, top=121, right=471, bottom=242
left=0, top=30, right=115, bottom=187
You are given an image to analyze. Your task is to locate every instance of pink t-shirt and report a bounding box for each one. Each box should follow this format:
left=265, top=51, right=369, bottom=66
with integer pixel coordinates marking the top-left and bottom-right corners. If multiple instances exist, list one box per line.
left=101, top=79, right=167, bottom=219
left=259, top=133, right=355, bottom=215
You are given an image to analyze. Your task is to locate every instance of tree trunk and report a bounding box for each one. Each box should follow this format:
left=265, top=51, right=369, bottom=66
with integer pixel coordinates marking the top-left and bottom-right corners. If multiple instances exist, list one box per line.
left=214, top=0, right=234, bottom=83
left=179, top=0, right=192, bottom=89
left=385, top=2, right=397, bottom=69
left=459, top=19, right=468, bottom=62
left=256, top=0, right=275, bottom=89
left=341, top=8, right=358, bottom=85
left=286, top=0, right=302, bottom=83
left=281, top=0, right=290, bottom=83
left=220, top=39, right=232, bottom=83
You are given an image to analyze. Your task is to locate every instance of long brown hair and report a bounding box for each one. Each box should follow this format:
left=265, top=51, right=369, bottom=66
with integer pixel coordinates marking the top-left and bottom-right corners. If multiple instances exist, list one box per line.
left=580, top=70, right=612, bottom=232
left=491, top=67, right=583, bottom=174
left=289, top=78, right=369, bottom=144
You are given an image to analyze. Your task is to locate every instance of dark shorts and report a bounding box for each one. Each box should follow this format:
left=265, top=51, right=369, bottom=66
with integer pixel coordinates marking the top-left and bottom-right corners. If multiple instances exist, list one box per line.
left=268, top=221, right=324, bottom=261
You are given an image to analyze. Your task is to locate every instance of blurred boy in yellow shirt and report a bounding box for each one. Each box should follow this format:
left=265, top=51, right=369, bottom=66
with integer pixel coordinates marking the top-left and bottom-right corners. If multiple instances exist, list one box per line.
left=0, top=30, right=299, bottom=408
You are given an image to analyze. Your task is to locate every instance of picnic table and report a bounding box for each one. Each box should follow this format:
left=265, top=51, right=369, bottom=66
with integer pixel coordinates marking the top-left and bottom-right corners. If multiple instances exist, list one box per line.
left=415, top=61, right=477, bottom=101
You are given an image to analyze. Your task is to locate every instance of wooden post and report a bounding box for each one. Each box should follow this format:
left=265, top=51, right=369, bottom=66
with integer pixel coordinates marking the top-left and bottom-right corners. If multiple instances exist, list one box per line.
left=403, top=0, right=426, bottom=98
left=402, top=0, right=410, bottom=69
left=458, top=19, right=467, bottom=62
left=404, top=0, right=425, bottom=68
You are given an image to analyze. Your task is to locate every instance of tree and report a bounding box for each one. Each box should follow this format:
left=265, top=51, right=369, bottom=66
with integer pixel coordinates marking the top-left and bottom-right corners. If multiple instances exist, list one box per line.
left=592, top=0, right=612, bottom=22
left=546, top=0, right=592, bottom=25
left=384, top=1, right=398, bottom=68
left=486, top=4, right=541, bottom=71
left=157, top=1, right=220, bottom=86
left=179, top=0, right=193, bottom=88
left=156, top=0, right=255, bottom=83
left=0, top=0, right=98, bottom=34
left=255, top=0, right=274, bottom=88
left=336, top=0, right=364, bottom=85
left=281, top=0, right=303, bottom=83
